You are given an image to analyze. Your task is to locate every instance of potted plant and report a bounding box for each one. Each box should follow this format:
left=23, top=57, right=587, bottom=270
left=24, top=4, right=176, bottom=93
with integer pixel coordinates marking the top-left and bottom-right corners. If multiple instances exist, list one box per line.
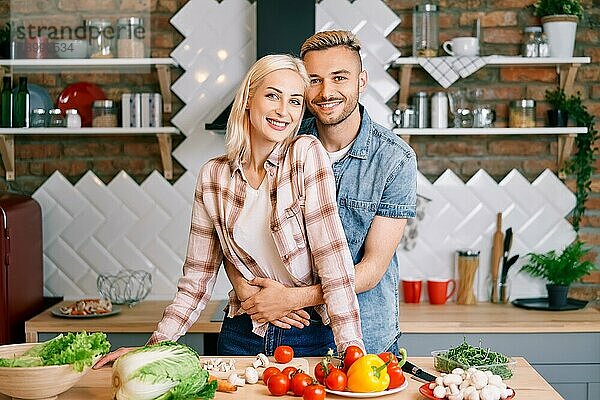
left=533, top=0, right=584, bottom=58
left=520, top=240, right=596, bottom=308
left=545, top=87, right=569, bottom=127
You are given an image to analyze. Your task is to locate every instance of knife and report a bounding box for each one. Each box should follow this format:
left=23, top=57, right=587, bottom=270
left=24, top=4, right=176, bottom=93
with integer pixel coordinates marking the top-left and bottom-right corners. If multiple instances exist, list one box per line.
left=401, top=360, right=437, bottom=382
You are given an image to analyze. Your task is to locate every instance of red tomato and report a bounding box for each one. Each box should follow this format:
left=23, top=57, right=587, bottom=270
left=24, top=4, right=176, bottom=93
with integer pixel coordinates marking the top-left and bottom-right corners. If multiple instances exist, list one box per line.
left=274, top=345, right=294, bottom=363
left=378, top=352, right=399, bottom=367
left=325, top=367, right=347, bottom=391
left=314, top=361, right=328, bottom=384
left=303, top=384, right=326, bottom=400
left=263, top=366, right=281, bottom=385
left=343, top=345, right=364, bottom=371
left=282, top=366, right=298, bottom=380
left=267, top=373, right=290, bottom=396
left=290, top=372, right=313, bottom=396
left=387, top=365, right=405, bottom=389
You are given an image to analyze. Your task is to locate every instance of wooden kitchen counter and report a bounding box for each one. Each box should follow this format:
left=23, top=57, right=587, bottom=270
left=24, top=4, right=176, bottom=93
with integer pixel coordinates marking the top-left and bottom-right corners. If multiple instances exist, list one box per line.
left=25, top=300, right=600, bottom=342
left=0, top=357, right=565, bottom=400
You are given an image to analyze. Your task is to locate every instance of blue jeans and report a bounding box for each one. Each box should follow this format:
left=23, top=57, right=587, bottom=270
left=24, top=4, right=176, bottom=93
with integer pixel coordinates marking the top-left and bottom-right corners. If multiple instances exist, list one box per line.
left=217, top=308, right=335, bottom=357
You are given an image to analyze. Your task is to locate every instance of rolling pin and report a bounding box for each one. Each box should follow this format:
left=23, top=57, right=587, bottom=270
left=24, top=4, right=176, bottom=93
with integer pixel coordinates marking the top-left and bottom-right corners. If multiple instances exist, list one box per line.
left=490, top=213, right=504, bottom=299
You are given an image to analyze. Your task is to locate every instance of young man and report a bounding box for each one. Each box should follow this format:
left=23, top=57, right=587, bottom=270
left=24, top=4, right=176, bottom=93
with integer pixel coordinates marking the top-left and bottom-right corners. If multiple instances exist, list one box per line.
left=227, top=30, right=417, bottom=354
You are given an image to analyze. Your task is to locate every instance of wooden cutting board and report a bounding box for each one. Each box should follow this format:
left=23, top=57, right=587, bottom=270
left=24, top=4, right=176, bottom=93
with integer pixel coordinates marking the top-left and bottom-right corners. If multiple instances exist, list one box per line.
left=199, top=356, right=310, bottom=379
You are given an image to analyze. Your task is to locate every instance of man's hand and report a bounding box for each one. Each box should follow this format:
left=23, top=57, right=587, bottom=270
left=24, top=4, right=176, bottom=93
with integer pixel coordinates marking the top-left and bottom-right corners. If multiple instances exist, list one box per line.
left=241, top=277, right=310, bottom=329
left=93, top=347, right=137, bottom=369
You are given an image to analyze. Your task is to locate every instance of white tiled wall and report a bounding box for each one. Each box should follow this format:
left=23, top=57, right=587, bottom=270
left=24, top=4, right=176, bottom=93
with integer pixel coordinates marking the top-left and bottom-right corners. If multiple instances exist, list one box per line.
left=33, top=0, right=575, bottom=303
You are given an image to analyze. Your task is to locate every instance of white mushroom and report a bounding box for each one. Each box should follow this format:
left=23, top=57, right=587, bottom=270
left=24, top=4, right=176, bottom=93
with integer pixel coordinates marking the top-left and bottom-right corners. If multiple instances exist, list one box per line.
left=449, top=383, right=460, bottom=395
left=433, top=385, right=447, bottom=398
left=244, top=366, right=259, bottom=384
left=448, top=392, right=464, bottom=400
left=500, top=388, right=514, bottom=399
left=443, top=373, right=463, bottom=386
left=465, top=389, right=479, bottom=400
left=480, top=384, right=501, bottom=400
left=435, top=376, right=445, bottom=386
left=470, top=370, right=488, bottom=390
left=227, top=373, right=245, bottom=387
left=452, top=368, right=465, bottom=376
left=488, top=375, right=506, bottom=391
left=252, top=353, right=269, bottom=368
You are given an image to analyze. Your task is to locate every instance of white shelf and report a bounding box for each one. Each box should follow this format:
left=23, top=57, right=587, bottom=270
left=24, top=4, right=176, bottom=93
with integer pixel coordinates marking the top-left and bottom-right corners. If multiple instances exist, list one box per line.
left=0, top=127, right=180, bottom=135
left=0, top=58, right=178, bottom=70
left=391, top=56, right=591, bottom=67
left=392, top=127, right=588, bottom=135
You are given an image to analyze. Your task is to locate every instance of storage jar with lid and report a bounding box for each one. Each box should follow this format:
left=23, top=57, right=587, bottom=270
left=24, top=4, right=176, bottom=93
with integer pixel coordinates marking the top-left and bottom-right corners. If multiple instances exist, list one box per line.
left=65, top=109, right=81, bottom=128
left=522, top=26, right=542, bottom=57
left=413, top=91, right=429, bottom=128
left=87, top=19, right=114, bottom=58
left=92, top=100, right=118, bottom=127
left=48, top=108, right=64, bottom=127
left=30, top=108, right=47, bottom=127
left=413, top=4, right=439, bottom=57
left=509, top=99, right=536, bottom=128
left=117, top=17, right=145, bottom=58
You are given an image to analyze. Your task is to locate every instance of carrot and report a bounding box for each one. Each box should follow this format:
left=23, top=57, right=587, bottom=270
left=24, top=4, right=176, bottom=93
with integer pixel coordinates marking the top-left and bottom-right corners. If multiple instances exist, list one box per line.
left=209, top=374, right=237, bottom=392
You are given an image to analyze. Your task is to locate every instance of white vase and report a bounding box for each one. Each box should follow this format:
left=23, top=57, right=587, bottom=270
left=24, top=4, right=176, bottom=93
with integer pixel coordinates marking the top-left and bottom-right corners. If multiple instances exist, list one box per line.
left=542, top=15, right=578, bottom=58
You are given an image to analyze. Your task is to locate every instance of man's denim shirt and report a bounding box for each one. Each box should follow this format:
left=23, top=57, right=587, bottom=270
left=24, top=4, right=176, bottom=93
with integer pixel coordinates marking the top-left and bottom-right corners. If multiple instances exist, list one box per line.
left=300, top=106, right=417, bottom=353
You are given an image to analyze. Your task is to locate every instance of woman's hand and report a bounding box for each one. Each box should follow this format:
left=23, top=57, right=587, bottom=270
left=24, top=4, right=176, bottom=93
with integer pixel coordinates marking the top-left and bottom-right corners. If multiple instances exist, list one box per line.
left=93, top=347, right=137, bottom=369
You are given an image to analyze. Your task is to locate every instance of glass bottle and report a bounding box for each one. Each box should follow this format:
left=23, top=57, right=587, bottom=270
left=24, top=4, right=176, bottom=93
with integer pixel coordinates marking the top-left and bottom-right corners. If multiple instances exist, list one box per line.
left=65, top=109, right=82, bottom=128
left=117, top=17, right=145, bottom=58
left=413, top=3, right=439, bottom=57
left=13, top=76, right=29, bottom=128
left=522, top=26, right=541, bottom=57
left=30, top=108, right=47, bottom=128
left=87, top=19, right=114, bottom=58
left=48, top=109, right=65, bottom=127
left=1, top=76, right=12, bottom=128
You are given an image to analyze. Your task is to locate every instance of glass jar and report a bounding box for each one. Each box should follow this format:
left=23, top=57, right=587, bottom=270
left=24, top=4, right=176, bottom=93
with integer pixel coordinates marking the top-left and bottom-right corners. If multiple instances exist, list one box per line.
left=92, top=100, right=118, bottom=127
left=509, top=99, right=536, bottom=128
left=522, top=26, right=541, bottom=57
left=87, top=19, right=114, bottom=58
left=117, top=17, right=145, bottom=58
left=48, top=109, right=65, bottom=127
left=413, top=4, right=439, bottom=57
left=455, top=250, right=480, bottom=305
left=65, top=109, right=82, bottom=128
left=30, top=108, right=47, bottom=128
left=538, top=33, right=549, bottom=57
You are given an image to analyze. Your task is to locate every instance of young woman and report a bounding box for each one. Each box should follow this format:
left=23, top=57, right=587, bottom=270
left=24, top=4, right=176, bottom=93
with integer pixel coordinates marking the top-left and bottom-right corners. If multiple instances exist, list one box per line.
left=95, top=55, right=363, bottom=364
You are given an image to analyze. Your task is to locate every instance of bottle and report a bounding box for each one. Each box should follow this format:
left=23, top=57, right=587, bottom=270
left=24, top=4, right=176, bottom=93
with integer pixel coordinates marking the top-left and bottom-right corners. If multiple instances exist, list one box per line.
left=522, top=26, right=541, bottom=57
left=65, top=109, right=81, bottom=128
left=1, top=76, right=12, bottom=128
left=413, top=4, right=439, bottom=57
left=13, top=77, right=29, bottom=128
left=413, top=91, right=429, bottom=128
left=538, top=33, right=549, bottom=57
left=431, top=92, right=448, bottom=128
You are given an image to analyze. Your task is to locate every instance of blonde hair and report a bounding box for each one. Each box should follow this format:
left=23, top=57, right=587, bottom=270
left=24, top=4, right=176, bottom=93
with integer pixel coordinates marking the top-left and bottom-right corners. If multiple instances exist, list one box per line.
left=300, top=30, right=362, bottom=59
left=225, top=54, right=310, bottom=163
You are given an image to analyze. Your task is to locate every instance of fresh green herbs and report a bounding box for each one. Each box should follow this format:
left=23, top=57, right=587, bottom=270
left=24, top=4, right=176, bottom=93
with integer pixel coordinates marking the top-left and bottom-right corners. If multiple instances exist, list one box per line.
left=433, top=340, right=514, bottom=379
left=0, top=332, right=110, bottom=372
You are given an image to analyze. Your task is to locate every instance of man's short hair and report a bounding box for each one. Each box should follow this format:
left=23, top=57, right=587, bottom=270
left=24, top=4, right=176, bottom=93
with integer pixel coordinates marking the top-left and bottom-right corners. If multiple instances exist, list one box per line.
left=300, top=30, right=361, bottom=59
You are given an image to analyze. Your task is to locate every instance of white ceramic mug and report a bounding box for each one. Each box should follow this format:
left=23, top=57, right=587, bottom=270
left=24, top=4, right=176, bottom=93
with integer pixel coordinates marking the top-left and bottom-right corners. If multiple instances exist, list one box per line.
left=443, top=37, right=479, bottom=56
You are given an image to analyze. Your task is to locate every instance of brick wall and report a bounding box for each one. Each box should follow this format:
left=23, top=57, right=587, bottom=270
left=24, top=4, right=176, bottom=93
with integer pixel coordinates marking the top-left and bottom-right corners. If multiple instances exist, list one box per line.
left=0, top=0, right=598, bottom=278
left=386, top=0, right=599, bottom=279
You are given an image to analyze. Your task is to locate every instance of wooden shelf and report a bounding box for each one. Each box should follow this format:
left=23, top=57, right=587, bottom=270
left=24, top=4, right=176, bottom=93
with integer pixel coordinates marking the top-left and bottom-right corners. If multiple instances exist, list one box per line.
left=392, top=56, right=591, bottom=105
left=393, top=127, right=586, bottom=176
left=0, top=127, right=180, bottom=181
left=0, top=58, right=177, bottom=113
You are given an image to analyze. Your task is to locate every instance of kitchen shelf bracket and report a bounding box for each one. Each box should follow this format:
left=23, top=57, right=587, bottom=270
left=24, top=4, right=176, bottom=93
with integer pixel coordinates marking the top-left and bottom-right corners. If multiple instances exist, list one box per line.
left=559, top=64, right=580, bottom=96
left=0, top=135, right=15, bottom=180
left=156, top=65, right=172, bottom=114
left=156, top=133, right=173, bottom=180
left=398, top=64, right=413, bottom=107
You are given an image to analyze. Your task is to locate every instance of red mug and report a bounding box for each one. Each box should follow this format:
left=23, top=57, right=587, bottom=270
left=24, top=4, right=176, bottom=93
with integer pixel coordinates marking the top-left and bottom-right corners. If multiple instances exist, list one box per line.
left=427, top=279, right=456, bottom=305
left=402, top=279, right=422, bottom=303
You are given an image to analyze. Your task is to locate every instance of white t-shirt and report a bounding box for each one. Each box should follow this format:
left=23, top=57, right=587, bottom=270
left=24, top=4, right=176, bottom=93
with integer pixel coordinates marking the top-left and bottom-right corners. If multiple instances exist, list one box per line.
left=326, top=139, right=355, bottom=163
left=233, top=177, right=296, bottom=286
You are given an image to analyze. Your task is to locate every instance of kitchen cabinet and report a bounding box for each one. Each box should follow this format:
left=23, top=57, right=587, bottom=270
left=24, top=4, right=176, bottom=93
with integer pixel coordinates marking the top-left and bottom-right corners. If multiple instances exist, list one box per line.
left=0, top=58, right=180, bottom=180
left=0, top=356, right=567, bottom=399
left=392, top=56, right=591, bottom=177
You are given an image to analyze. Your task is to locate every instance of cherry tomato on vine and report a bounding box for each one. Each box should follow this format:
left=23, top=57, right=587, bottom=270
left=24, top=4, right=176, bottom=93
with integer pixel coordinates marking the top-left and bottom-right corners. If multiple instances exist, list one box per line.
left=263, top=366, right=281, bottom=385
left=387, top=365, right=406, bottom=389
left=303, top=384, right=326, bottom=400
left=314, top=361, right=328, bottom=384
left=290, top=372, right=313, bottom=396
left=267, top=373, right=290, bottom=396
left=378, top=352, right=399, bottom=367
left=325, top=367, right=347, bottom=391
left=343, top=345, right=364, bottom=371
left=282, top=366, right=298, bottom=380
left=274, top=345, right=294, bottom=363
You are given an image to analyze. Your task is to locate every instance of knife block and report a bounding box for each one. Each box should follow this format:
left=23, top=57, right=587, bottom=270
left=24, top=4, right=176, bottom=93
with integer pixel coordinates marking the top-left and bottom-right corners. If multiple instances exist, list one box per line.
left=456, top=250, right=479, bottom=305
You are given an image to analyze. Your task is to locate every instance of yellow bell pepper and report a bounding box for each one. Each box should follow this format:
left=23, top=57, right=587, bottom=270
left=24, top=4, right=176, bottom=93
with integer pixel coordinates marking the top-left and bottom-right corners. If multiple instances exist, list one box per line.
left=346, top=354, right=390, bottom=393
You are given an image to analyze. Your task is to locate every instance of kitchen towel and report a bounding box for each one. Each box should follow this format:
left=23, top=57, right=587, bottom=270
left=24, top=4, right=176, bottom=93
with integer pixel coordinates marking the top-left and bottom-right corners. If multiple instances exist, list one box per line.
left=418, top=56, right=491, bottom=88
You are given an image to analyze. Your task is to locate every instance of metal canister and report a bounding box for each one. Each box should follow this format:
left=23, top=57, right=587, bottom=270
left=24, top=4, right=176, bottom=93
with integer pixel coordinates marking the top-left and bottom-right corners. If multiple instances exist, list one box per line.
left=413, top=92, right=429, bottom=128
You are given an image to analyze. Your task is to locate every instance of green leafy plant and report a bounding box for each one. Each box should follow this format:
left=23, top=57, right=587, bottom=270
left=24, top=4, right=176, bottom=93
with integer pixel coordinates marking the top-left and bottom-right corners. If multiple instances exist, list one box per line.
left=533, top=0, right=584, bottom=18
left=520, top=240, right=596, bottom=286
left=545, top=87, right=568, bottom=109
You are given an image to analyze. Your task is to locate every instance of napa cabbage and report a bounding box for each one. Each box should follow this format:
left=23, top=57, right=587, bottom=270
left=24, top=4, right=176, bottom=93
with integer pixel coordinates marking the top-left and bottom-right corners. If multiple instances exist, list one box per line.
left=112, top=341, right=217, bottom=400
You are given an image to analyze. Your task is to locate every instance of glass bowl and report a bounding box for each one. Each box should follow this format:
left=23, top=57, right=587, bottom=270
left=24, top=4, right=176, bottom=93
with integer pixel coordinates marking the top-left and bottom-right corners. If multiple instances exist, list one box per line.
left=97, top=269, right=151, bottom=307
left=431, top=350, right=516, bottom=379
